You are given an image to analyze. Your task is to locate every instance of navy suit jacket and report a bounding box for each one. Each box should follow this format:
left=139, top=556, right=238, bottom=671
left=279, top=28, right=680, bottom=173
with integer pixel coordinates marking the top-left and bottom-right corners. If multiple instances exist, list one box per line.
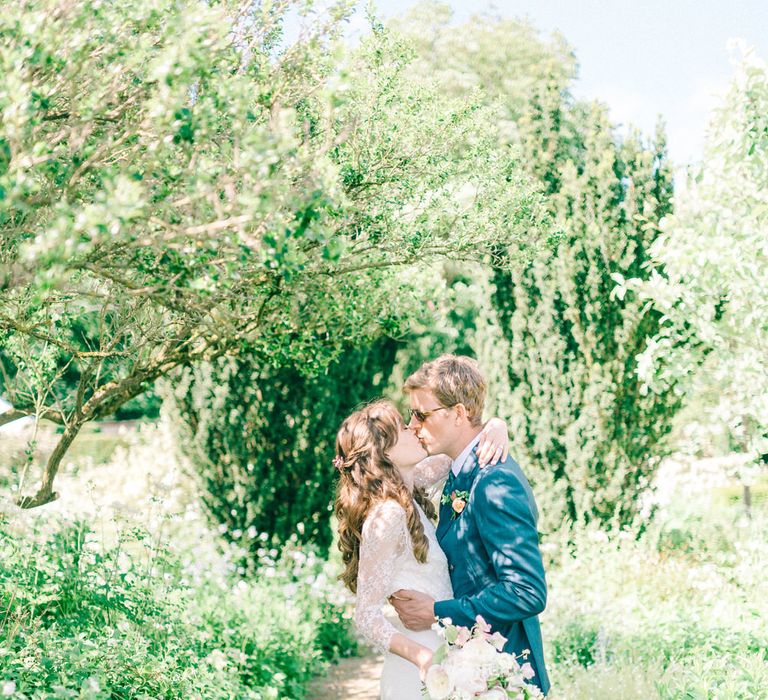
left=433, top=446, right=551, bottom=695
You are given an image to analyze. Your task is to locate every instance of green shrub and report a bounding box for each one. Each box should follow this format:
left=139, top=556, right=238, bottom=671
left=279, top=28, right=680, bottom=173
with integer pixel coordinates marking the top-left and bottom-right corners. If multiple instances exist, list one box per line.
left=313, top=601, right=360, bottom=663
left=549, top=618, right=601, bottom=668
left=543, top=499, right=768, bottom=700
left=656, top=653, right=768, bottom=699
left=387, top=10, right=681, bottom=531
left=489, top=105, right=680, bottom=533
left=166, top=340, right=399, bottom=558
left=550, top=661, right=662, bottom=700
left=0, top=514, right=356, bottom=699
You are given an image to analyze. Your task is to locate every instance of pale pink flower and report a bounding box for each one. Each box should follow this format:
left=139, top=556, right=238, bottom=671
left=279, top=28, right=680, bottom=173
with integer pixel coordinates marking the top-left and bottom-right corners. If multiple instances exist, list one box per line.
left=489, top=631, right=507, bottom=650
left=455, top=626, right=472, bottom=646
left=475, top=615, right=492, bottom=634
left=521, top=662, right=536, bottom=680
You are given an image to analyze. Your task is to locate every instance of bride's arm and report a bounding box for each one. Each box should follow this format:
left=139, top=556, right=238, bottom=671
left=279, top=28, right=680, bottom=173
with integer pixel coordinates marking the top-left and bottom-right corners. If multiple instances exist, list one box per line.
left=413, top=417, right=511, bottom=491
left=413, top=455, right=452, bottom=491
left=355, top=500, right=433, bottom=678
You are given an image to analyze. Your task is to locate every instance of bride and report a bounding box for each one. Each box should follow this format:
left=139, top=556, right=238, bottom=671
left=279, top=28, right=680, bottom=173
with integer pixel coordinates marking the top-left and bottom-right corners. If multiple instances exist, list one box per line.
left=334, top=400, right=508, bottom=699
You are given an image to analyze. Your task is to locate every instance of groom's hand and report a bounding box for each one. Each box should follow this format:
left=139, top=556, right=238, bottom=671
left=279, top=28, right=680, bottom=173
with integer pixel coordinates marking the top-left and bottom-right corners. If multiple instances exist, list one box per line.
left=388, top=589, right=436, bottom=631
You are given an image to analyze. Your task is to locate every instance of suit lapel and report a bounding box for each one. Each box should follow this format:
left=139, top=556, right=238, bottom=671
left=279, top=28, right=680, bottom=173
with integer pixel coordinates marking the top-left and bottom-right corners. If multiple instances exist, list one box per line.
left=437, top=445, right=481, bottom=543
left=436, top=470, right=455, bottom=542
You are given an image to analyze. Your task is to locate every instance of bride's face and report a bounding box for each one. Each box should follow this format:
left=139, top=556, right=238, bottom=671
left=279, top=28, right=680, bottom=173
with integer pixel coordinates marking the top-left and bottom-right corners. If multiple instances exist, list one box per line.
left=386, top=421, right=427, bottom=469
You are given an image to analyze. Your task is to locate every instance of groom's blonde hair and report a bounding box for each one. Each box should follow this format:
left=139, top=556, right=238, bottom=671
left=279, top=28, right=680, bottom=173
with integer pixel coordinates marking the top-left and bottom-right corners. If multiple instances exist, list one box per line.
left=404, top=354, right=486, bottom=427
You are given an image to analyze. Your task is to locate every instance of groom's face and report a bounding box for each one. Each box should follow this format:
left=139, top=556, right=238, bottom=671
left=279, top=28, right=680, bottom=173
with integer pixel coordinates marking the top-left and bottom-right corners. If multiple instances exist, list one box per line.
left=407, top=388, right=454, bottom=456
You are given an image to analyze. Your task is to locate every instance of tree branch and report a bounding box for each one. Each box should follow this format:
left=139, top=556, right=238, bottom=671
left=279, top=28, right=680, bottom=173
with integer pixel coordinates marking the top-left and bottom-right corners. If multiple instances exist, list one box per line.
left=0, top=408, right=29, bottom=427
left=0, top=405, right=65, bottom=427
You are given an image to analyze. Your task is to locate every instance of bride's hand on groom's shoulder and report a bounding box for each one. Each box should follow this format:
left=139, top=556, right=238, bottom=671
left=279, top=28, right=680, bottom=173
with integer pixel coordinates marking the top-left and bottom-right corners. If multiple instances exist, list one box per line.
left=477, top=417, right=510, bottom=467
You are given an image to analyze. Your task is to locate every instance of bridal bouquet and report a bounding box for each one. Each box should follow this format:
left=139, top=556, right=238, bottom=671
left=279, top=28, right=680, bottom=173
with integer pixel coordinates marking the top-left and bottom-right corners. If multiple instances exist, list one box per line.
left=422, top=616, right=544, bottom=700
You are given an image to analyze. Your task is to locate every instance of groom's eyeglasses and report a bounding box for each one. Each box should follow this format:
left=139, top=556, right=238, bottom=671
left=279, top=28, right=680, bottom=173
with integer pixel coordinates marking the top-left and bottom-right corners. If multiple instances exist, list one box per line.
left=407, top=406, right=450, bottom=424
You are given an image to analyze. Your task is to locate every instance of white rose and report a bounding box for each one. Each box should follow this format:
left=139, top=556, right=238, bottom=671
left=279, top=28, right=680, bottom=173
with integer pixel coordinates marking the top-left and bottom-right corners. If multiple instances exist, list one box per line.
left=424, top=665, right=453, bottom=700
left=2, top=682, right=16, bottom=697
left=446, top=660, right=487, bottom=695
left=459, top=637, right=499, bottom=665
left=497, top=652, right=519, bottom=674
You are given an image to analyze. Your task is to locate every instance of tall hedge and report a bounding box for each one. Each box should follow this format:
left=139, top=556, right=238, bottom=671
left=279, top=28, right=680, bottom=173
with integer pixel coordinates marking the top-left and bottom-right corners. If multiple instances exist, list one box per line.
left=394, top=6, right=682, bottom=530
left=167, top=340, right=398, bottom=556
left=492, top=113, right=680, bottom=530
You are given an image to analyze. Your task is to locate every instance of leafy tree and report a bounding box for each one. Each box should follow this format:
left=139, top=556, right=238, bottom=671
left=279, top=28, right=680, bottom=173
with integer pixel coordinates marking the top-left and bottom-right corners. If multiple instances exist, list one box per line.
left=624, top=44, right=768, bottom=489
left=393, top=5, right=681, bottom=530
left=0, top=0, right=544, bottom=507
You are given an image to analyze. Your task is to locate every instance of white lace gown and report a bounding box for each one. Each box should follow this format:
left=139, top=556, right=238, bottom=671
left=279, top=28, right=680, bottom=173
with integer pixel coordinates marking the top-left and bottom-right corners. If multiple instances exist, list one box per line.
left=354, top=456, right=454, bottom=700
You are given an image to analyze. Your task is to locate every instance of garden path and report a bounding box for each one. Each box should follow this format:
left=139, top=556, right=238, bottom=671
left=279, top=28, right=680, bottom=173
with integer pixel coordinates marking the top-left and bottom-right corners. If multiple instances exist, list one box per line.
left=306, top=651, right=383, bottom=700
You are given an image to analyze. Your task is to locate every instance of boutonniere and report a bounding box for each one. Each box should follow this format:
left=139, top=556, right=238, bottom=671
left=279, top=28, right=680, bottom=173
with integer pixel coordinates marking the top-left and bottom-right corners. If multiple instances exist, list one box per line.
left=441, top=490, right=470, bottom=520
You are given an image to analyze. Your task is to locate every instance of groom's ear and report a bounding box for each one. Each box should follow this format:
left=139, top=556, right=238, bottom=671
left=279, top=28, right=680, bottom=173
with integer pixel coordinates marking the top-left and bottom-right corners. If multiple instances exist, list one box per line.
left=453, top=403, right=468, bottom=423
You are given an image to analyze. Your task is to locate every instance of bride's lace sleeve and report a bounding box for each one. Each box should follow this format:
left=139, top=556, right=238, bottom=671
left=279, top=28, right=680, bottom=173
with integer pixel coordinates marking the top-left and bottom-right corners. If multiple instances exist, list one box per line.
left=354, top=500, right=409, bottom=653
left=414, top=455, right=452, bottom=495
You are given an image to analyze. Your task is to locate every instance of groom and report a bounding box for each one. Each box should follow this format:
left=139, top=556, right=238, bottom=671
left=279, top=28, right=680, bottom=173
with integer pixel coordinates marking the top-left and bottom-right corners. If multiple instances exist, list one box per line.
left=390, top=355, right=550, bottom=695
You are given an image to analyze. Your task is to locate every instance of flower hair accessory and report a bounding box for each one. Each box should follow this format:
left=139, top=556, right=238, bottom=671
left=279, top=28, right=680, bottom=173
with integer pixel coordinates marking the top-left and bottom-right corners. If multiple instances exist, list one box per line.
left=332, top=455, right=345, bottom=471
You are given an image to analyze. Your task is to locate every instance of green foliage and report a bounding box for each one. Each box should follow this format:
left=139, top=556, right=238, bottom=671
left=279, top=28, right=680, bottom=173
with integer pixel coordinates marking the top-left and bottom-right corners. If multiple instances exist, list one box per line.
left=165, top=339, right=399, bottom=555
left=549, top=662, right=661, bottom=700
left=0, top=513, right=356, bottom=699
left=627, top=44, right=768, bottom=467
left=384, top=264, right=483, bottom=408
left=544, top=490, right=768, bottom=699
left=655, top=653, right=768, bottom=699
left=491, top=78, right=680, bottom=531
left=392, top=5, right=680, bottom=530
left=110, top=389, right=162, bottom=421
left=0, top=0, right=545, bottom=507
left=549, top=618, right=600, bottom=668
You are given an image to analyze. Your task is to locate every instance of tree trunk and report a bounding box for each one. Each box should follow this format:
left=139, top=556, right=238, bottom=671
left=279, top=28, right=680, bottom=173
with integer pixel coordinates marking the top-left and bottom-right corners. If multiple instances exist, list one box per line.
left=16, top=421, right=84, bottom=508
left=743, top=484, right=752, bottom=519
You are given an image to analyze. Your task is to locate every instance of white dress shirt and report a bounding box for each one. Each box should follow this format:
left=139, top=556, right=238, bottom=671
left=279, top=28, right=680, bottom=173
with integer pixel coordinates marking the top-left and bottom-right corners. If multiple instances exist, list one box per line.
left=450, top=433, right=483, bottom=478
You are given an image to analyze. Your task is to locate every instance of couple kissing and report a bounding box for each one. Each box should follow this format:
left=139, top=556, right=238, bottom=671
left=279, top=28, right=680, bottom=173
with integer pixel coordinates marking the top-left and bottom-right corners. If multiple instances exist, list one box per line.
left=334, top=354, right=550, bottom=698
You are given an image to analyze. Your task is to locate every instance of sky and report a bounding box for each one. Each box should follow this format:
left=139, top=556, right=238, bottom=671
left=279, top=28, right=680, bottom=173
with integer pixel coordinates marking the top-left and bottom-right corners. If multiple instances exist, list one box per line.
left=346, top=0, right=768, bottom=167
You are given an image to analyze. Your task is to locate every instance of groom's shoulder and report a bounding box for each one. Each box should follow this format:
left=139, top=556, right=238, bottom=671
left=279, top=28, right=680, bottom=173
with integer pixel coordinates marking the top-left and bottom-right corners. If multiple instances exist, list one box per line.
left=473, top=457, right=539, bottom=520
left=475, top=455, right=532, bottom=492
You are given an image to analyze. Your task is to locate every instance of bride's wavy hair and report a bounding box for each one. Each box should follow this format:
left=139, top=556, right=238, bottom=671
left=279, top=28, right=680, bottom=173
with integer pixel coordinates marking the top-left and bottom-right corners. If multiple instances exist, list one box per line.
left=334, top=399, right=437, bottom=594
